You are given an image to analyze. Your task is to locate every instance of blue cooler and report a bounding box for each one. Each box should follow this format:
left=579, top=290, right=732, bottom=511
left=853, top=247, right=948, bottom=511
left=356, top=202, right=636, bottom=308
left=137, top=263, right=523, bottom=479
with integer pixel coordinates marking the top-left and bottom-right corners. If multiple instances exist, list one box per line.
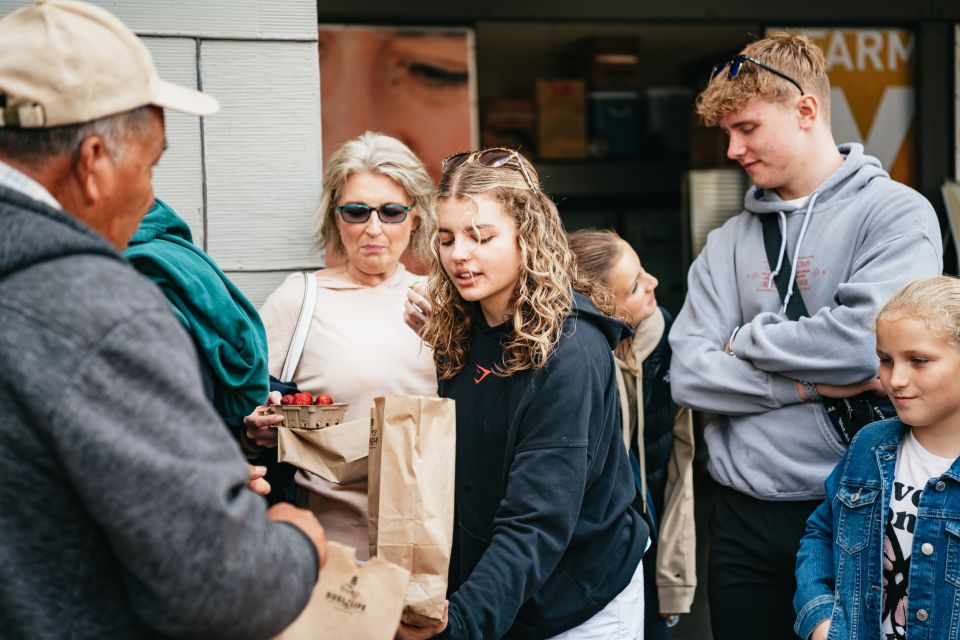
left=588, top=91, right=641, bottom=157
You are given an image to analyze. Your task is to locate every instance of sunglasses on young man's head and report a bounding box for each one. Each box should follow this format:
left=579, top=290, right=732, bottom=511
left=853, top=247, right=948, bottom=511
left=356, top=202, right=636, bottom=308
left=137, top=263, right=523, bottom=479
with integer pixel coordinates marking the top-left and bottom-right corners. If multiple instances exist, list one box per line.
left=336, top=203, right=411, bottom=224
left=710, top=54, right=804, bottom=96
left=441, top=147, right=539, bottom=192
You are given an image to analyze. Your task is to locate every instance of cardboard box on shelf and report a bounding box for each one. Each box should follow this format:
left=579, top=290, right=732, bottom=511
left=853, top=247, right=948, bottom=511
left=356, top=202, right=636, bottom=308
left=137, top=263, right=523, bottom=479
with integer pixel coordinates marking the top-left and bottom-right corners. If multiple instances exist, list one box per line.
left=536, top=80, right=587, bottom=159
left=564, top=36, right=643, bottom=90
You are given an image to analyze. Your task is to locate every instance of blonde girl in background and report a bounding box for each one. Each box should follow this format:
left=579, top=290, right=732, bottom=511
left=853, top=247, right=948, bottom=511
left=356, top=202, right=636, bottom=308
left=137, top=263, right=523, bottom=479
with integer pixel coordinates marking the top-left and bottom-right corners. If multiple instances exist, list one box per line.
left=569, top=229, right=696, bottom=640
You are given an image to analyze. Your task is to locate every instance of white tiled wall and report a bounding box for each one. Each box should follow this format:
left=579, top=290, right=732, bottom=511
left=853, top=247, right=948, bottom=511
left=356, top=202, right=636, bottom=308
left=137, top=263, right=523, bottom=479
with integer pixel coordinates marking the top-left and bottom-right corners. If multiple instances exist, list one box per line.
left=0, top=0, right=323, bottom=308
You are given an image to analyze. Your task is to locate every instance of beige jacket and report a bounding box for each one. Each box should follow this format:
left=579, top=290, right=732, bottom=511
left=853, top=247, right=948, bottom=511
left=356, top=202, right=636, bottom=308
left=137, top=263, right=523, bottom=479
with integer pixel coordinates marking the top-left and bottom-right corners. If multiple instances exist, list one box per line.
left=614, top=310, right=697, bottom=615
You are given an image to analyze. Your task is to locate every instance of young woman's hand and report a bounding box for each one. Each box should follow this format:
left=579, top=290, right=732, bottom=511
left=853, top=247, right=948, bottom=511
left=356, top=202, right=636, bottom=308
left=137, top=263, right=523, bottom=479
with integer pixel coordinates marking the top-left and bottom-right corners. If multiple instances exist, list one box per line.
left=810, top=619, right=830, bottom=640
left=243, top=390, right=283, bottom=448
left=395, top=602, right=448, bottom=640
left=403, top=282, right=433, bottom=335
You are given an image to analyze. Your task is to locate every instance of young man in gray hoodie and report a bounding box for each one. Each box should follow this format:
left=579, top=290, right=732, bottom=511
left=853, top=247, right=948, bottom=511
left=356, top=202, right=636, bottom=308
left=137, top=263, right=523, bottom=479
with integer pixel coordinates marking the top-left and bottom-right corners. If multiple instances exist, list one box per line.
left=669, top=32, right=942, bottom=639
left=0, top=2, right=326, bottom=638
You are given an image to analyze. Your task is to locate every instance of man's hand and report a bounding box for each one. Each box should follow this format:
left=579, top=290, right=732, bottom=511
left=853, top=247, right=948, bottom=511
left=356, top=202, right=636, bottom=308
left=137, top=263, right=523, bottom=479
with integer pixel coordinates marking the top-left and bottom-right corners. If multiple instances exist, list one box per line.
left=395, top=602, right=449, bottom=640
left=810, top=619, right=830, bottom=640
left=244, top=390, right=283, bottom=448
left=403, top=283, right=432, bottom=335
left=247, top=464, right=271, bottom=496
left=268, top=503, right=328, bottom=569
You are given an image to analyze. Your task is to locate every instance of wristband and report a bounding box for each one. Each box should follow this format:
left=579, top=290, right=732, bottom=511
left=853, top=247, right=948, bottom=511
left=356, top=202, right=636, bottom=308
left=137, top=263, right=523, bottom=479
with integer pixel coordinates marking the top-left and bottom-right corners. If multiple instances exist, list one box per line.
left=800, top=380, right=820, bottom=402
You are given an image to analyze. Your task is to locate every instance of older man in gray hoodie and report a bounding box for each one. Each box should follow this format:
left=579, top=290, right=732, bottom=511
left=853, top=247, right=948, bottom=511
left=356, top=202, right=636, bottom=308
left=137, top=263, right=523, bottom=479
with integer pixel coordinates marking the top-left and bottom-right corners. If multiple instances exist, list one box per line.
left=0, top=2, right=325, bottom=638
left=669, top=32, right=942, bottom=640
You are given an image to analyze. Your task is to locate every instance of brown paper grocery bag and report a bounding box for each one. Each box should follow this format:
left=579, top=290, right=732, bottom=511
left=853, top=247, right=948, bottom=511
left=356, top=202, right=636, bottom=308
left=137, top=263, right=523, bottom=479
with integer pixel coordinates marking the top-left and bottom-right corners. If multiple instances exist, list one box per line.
left=368, top=395, right=456, bottom=627
left=274, top=541, right=409, bottom=640
left=276, top=417, right=370, bottom=485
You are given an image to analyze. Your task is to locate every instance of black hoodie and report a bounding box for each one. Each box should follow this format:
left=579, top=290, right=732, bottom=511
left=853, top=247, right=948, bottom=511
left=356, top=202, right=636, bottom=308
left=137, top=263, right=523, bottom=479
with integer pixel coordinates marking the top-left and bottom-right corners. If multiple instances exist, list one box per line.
left=438, top=291, right=649, bottom=639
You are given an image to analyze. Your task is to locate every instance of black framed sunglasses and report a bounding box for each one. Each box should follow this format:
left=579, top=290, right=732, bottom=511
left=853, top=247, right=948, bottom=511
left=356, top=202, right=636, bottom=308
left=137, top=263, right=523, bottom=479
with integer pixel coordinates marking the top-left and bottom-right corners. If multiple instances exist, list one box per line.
left=336, top=203, right=411, bottom=224
left=441, top=148, right=539, bottom=192
left=710, top=54, right=804, bottom=96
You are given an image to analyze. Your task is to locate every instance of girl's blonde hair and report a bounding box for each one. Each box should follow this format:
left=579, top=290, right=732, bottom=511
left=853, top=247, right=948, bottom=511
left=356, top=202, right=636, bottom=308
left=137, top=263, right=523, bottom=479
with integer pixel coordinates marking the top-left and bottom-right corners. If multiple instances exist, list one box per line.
left=421, top=150, right=613, bottom=380
left=568, top=228, right=625, bottom=302
left=877, top=276, right=960, bottom=349
left=568, top=228, right=644, bottom=370
left=314, top=131, right=436, bottom=259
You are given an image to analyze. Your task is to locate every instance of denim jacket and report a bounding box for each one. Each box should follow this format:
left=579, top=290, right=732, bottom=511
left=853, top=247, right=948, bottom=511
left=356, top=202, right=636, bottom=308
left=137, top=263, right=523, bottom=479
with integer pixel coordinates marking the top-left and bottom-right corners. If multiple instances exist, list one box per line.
left=794, top=418, right=960, bottom=640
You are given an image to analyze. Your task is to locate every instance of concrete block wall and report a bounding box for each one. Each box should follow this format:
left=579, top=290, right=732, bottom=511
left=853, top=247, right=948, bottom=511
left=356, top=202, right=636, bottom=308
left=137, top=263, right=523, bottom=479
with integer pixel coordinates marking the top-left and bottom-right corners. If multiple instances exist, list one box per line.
left=0, top=0, right=324, bottom=307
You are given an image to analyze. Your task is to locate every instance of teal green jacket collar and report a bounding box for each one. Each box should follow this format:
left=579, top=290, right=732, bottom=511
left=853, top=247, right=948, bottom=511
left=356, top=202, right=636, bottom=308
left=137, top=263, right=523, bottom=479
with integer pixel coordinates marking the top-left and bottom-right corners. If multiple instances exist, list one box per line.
left=125, top=199, right=268, bottom=417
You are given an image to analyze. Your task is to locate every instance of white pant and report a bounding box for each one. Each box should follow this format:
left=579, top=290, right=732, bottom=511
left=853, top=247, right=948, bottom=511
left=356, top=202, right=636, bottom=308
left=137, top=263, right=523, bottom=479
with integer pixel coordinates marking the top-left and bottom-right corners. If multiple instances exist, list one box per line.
left=547, top=558, right=645, bottom=640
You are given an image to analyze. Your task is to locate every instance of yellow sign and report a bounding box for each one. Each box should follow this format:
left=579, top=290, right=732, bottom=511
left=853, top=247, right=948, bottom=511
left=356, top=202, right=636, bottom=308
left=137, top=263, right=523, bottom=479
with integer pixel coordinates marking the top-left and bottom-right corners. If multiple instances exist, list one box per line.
left=777, top=29, right=916, bottom=186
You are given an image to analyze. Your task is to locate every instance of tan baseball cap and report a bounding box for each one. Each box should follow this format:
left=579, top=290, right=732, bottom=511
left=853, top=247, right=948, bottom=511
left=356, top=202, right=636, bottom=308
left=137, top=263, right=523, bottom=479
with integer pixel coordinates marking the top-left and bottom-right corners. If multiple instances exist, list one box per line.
left=0, top=0, right=219, bottom=128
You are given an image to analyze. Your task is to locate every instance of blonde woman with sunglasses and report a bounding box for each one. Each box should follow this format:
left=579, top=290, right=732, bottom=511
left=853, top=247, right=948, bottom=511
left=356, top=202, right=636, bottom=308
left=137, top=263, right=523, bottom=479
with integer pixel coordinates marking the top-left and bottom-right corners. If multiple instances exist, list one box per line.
left=257, top=132, right=438, bottom=558
left=400, top=148, right=649, bottom=640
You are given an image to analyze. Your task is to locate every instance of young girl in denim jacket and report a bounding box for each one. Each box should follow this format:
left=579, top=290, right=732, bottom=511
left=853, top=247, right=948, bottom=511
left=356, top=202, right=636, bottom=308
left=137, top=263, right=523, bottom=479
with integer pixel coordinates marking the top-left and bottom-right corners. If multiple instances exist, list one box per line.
left=795, top=276, right=960, bottom=640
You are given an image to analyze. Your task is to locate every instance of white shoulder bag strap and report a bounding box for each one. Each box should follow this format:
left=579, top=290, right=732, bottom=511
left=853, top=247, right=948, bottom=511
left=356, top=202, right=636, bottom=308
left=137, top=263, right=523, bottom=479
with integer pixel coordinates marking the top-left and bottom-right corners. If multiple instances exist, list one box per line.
left=280, top=271, right=317, bottom=382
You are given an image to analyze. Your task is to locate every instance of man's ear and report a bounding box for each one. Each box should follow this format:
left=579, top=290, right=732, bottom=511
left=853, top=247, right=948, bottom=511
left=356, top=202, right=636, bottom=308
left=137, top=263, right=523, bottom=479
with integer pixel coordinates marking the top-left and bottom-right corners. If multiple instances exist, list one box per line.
left=72, top=135, right=114, bottom=206
left=797, top=94, right=820, bottom=130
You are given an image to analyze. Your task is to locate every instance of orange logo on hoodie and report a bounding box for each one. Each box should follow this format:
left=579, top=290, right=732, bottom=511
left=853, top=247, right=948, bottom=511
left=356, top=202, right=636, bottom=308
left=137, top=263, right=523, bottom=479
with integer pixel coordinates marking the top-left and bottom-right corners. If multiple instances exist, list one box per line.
left=474, top=364, right=492, bottom=384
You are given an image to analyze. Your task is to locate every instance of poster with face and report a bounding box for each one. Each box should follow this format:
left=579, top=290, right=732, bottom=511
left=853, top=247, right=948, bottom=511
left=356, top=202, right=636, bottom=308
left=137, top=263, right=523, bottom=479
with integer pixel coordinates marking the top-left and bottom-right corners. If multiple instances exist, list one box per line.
left=770, top=28, right=916, bottom=186
left=318, top=25, right=478, bottom=182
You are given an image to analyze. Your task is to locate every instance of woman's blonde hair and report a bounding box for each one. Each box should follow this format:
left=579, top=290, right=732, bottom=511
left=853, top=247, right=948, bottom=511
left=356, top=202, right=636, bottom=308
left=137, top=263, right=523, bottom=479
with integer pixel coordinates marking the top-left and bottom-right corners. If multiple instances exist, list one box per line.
left=314, top=131, right=436, bottom=259
left=696, top=32, right=831, bottom=127
left=421, top=150, right=612, bottom=380
left=568, top=228, right=625, bottom=291
left=877, top=276, right=960, bottom=349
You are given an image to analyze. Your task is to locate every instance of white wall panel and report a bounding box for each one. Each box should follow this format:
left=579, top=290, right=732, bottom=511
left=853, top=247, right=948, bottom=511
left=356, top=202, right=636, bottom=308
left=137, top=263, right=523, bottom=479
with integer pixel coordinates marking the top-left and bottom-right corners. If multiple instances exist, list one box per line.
left=201, top=40, right=323, bottom=271
left=226, top=270, right=298, bottom=309
left=143, top=37, right=205, bottom=245
left=0, top=1, right=317, bottom=39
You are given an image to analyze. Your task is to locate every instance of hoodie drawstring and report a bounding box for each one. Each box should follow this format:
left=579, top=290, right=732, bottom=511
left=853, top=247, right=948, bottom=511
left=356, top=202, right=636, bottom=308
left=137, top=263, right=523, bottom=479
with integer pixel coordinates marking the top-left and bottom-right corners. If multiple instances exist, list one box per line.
left=768, top=211, right=788, bottom=287
left=780, top=191, right=820, bottom=314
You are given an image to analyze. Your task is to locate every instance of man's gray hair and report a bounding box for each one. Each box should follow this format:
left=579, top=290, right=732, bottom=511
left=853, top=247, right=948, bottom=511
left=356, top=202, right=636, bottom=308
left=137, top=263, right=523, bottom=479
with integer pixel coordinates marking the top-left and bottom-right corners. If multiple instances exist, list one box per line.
left=0, top=106, right=156, bottom=167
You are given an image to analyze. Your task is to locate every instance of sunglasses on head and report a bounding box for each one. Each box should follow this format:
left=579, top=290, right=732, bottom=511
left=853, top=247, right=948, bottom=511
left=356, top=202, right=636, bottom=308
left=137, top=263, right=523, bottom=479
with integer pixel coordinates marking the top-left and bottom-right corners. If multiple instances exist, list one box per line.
left=441, top=148, right=539, bottom=192
left=710, top=54, right=804, bottom=96
left=336, top=203, right=411, bottom=224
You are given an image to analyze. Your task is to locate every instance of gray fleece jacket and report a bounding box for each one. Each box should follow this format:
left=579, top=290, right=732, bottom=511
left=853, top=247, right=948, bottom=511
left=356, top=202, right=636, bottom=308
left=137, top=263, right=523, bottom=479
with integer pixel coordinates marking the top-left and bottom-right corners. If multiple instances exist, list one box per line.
left=669, top=143, right=942, bottom=500
left=0, top=185, right=317, bottom=638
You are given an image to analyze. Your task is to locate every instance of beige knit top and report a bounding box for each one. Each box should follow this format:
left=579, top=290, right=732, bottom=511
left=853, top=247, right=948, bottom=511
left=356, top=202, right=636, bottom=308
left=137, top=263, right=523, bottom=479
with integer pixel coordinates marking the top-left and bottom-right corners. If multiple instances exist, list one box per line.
left=259, top=264, right=438, bottom=557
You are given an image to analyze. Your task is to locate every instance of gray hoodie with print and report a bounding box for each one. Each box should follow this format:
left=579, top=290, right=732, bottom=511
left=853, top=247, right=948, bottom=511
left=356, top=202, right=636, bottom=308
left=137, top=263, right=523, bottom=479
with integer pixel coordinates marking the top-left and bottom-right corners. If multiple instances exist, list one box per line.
left=669, top=143, right=942, bottom=500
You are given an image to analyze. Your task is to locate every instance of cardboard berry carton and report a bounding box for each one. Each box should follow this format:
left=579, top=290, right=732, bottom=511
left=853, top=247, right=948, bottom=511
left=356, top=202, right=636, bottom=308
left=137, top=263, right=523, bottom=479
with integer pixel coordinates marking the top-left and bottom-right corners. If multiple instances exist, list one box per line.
left=267, top=392, right=348, bottom=430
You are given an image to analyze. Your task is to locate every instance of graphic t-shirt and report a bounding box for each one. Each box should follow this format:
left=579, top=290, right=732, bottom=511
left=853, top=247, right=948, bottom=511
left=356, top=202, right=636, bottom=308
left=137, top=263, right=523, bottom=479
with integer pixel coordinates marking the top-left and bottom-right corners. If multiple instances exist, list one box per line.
left=881, top=430, right=956, bottom=640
